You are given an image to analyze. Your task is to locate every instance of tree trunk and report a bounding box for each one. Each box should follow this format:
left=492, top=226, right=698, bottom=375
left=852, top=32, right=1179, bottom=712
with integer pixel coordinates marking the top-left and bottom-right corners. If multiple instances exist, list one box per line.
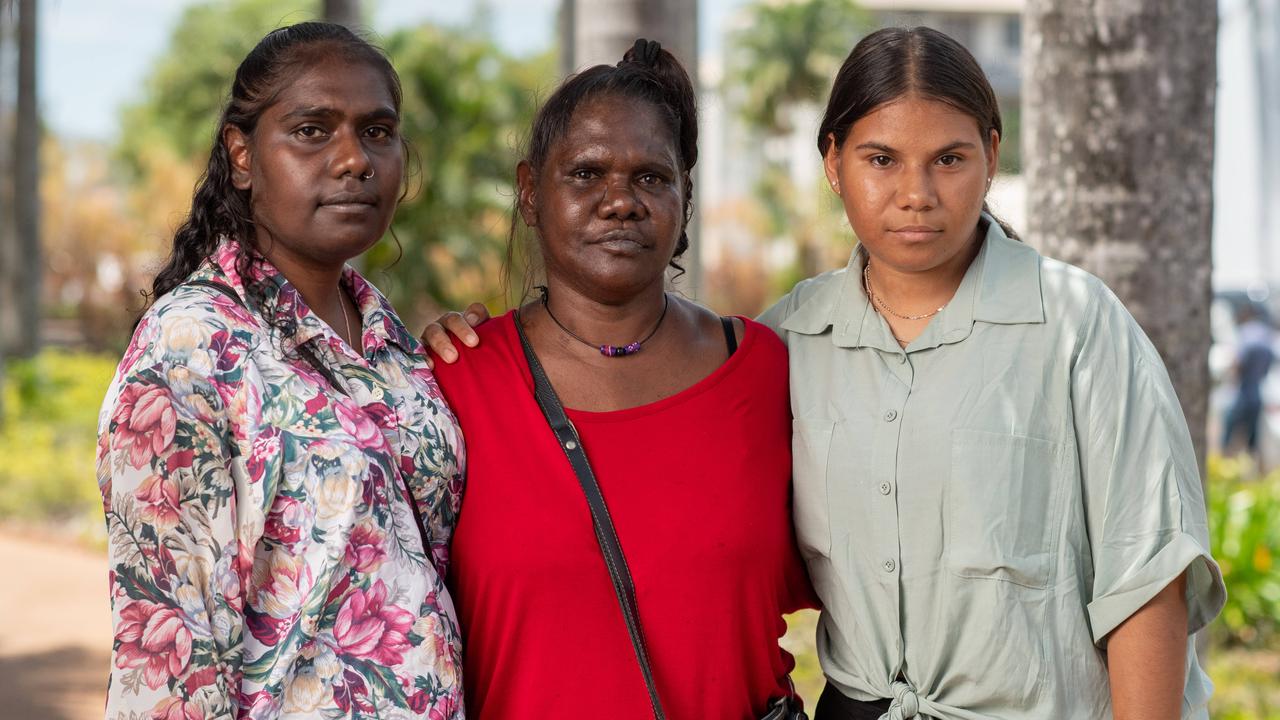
left=561, top=0, right=701, bottom=294
left=1023, top=1, right=1217, bottom=472
left=322, top=0, right=360, bottom=29
left=12, top=0, right=37, bottom=357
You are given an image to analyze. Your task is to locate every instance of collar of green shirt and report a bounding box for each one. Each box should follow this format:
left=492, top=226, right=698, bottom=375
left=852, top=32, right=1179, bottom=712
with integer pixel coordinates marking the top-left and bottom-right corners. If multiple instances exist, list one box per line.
left=779, top=215, right=1046, bottom=352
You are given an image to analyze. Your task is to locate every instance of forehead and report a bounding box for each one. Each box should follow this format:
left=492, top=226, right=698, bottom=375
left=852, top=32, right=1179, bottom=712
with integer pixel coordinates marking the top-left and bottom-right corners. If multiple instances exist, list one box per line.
left=265, top=57, right=397, bottom=116
left=848, top=95, right=984, bottom=146
left=554, top=96, right=678, bottom=163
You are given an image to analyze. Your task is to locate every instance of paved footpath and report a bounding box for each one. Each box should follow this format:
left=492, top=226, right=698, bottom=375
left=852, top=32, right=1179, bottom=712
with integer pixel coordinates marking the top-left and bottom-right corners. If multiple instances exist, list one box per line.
left=0, top=531, right=111, bottom=720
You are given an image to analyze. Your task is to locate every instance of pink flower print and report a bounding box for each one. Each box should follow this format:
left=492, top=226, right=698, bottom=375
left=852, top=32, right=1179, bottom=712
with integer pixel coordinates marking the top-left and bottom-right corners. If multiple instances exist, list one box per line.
left=263, top=494, right=311, bottom=547
left=332, top=580, right=414, bottom=665
left=334, top=402, right=381, bottom=449
left=134, top=473, right=181, bottom=530
left=114, top=600, right=193, bottom=690
left=111, top=383, right=177, bottom=469
left=245, top=428, right=280, bottom=484
left=149, top=696, right=204, bottom=720
left=342, top=523, right=387, bottom=573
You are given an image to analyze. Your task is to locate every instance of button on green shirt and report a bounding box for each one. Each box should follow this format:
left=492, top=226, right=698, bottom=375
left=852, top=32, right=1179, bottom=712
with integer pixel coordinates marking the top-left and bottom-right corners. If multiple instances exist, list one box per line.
left=759, top=221, right=1226, bottom=719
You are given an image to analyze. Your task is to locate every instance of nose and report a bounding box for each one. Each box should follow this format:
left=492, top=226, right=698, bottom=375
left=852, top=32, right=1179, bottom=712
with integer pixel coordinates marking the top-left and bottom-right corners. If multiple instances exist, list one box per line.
left=597, top=178, right=646, bottom=221
left=896, top=164, right=937, bottom=212
left=330, top=128, right=374, bottom=181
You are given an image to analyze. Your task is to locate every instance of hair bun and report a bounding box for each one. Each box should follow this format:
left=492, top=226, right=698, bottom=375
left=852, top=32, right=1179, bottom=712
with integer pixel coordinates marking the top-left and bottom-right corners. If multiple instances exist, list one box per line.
left=625, top=38, right=662, bottom=67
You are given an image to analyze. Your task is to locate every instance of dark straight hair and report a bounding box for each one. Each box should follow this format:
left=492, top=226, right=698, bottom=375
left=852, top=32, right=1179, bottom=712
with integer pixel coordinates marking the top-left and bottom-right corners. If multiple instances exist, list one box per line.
left=817, top=26, right=1017, bottom=239
left=504, top=38, right=698, bottom=300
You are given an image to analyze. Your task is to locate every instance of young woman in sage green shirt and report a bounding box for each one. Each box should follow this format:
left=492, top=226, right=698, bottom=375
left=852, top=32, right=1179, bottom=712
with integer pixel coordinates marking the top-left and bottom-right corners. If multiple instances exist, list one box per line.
left=753, top=26, right=1225, bottom=720
left=426, top=25, right=1225, bottom=720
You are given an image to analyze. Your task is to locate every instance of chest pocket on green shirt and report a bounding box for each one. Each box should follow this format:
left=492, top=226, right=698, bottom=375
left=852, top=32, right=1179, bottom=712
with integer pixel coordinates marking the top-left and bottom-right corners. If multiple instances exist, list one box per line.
left=945, top=428, right=1070, bottom=589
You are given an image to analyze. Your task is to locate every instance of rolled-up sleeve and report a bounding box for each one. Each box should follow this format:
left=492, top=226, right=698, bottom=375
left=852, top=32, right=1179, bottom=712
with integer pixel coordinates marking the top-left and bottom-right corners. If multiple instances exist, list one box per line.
left=1070, top=285, right=1226, bottom=645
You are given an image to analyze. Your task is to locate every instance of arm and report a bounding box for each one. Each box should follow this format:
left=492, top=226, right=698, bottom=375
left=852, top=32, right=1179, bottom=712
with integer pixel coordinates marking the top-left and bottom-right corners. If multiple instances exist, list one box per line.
left=99, top=352, right=242, bottom=718
left=1106, top=573, right=1189, bottom=720
left=1068, top=282, right=1225, bottom=716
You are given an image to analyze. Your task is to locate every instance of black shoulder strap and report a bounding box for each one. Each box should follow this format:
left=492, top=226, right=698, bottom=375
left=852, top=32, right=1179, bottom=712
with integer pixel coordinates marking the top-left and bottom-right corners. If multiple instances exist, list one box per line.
left=185, top=278, right=247, bottom=309
left=514, top=310, right=667, bottom=720
left=721, top=316, right=738, bottom=357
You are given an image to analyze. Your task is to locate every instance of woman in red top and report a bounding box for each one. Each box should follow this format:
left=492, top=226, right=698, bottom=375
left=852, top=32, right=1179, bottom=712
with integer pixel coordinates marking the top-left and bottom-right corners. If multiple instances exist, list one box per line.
left=428, top=40, right=813, bottom=718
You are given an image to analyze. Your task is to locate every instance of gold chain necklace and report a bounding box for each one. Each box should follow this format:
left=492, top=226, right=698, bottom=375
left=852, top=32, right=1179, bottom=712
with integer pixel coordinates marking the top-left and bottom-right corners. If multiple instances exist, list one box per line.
left=863, top=261, right=945, bottom=321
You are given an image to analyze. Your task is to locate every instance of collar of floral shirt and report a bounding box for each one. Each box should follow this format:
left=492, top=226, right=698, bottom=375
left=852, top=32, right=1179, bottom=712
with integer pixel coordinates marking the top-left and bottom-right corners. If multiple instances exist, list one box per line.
left=200, top=237, right=422, bottom=358
left=780, top=214, right=1046, bottom=353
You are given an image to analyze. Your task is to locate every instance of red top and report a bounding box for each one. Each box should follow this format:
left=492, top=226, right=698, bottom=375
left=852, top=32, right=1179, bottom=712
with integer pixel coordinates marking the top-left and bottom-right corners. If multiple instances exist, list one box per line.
left=433, top=311, right=815, bottom=720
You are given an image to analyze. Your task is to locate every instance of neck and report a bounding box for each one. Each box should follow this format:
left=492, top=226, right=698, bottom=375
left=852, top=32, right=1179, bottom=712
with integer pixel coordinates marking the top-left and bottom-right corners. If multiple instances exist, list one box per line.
left=866, top=227, right=982, bottom=314
left=251, top=237, right=347, bottom=319
left=538, top=276, right=668, bottom=349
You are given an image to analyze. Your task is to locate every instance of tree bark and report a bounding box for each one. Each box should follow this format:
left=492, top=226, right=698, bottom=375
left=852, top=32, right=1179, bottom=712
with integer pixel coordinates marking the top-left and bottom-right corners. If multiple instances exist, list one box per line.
left=322, top=0, right=361, bottom=29
left=12, top=0, right=37, bottom=357
left=1023, top=0, right=1217, bottom=471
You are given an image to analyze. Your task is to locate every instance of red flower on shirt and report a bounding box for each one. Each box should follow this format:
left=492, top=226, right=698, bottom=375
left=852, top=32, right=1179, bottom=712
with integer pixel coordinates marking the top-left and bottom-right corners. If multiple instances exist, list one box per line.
left=114, top=599, right=193, bottom=690
left=333, top=580, right=414, bottom=665
left=111, top=383, right=177, bottom=469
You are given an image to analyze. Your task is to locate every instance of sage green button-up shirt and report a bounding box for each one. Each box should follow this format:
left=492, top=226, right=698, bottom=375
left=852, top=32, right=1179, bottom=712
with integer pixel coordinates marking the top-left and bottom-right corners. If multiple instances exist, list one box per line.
left=759, top=221, right=1226, bottom=719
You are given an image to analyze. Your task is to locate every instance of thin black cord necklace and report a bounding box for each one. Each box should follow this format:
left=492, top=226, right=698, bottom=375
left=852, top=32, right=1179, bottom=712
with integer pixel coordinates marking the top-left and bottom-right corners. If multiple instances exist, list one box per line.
left=538, top=285, right=669, bottom=357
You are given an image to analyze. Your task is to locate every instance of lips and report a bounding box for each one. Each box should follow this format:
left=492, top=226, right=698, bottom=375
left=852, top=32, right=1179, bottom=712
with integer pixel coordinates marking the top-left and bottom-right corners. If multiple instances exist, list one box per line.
left=591, top=229, right=648, bottom=253
left=888, top=225, right=942, bottom=242
left=318, top=191, right=378, bottom=210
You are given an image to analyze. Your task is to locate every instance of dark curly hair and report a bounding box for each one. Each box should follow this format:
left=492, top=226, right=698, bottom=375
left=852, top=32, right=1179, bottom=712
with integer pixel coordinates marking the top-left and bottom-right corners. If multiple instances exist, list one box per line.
left=505, top=38, right=698, bottom=299
left=148, top=21, right=404, bottom=305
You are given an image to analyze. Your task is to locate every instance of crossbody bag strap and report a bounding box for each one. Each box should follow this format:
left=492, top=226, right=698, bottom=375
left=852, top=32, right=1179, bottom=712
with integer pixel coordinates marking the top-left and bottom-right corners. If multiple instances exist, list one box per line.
left=514, top=310, right=667, bottom=720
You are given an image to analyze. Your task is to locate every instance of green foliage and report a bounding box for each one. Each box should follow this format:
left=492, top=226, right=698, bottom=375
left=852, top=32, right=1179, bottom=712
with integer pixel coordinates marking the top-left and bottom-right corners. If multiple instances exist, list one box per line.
left=728, top=0, right=867, bottom=134
left=0, top=351, right=118, bottom=522
left=373, top=27, right=553, bottom=314
left=1207, top=455, right=1280, bottom=647
left=114, top=0, right=554, bottom=326
left=116, top=0, right=319, bottom=174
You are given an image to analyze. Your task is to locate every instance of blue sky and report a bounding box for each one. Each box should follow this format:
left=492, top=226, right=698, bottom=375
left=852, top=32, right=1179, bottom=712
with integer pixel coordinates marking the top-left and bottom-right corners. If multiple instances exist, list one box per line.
left=39, top=0, right=743, bottom=141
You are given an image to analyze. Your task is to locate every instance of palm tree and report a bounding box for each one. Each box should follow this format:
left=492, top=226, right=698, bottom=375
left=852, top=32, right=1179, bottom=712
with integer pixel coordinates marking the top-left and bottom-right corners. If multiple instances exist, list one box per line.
left=728, top=0, right=864, bottom=135
left=1023, top=0, right=1217, bottom=468
left=727, top=0, right=865, bottom=280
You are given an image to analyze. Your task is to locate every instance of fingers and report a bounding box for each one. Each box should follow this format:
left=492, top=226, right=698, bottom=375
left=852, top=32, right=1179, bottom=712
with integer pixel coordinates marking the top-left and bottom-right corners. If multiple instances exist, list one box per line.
left=463, top=302, right=491, bottom=327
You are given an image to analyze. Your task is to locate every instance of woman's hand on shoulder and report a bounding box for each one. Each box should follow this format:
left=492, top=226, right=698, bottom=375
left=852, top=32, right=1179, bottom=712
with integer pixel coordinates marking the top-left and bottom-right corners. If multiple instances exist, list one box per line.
left=422, top=302, right=490, bottom=367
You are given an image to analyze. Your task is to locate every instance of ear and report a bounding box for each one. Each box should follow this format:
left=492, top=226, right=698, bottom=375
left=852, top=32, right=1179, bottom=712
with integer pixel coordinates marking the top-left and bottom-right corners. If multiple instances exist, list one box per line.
left=223, top=125, right=253, bottom=191
left=985, top=128, right=1001, bottom=184
left=822, top=132, right=843, bottom=195
left=516, top=160, right=538, bottom=228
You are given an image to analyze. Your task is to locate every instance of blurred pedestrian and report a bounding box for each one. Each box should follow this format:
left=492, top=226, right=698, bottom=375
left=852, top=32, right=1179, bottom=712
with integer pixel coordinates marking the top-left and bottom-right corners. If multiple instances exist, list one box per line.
left=1221, top=301, right=1275, bottom=464
left=96, top=23, right=464, bottom=719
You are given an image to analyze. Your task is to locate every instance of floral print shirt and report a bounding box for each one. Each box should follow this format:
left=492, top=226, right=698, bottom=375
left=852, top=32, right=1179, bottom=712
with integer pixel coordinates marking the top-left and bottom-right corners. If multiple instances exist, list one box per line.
left=97, top=240, right=465, bottom=720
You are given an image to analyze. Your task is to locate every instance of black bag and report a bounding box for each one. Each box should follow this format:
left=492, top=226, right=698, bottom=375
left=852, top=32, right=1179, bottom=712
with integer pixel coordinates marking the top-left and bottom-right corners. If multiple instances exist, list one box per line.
left=515, top=312, right=807, bottom=720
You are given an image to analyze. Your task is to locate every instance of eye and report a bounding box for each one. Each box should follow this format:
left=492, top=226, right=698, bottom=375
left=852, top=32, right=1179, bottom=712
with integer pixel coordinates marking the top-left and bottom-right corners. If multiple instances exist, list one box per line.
left=637, top=173, right=667, bottom=186
left=293, top=125, right=326, bottom=140
left=869, top=154, right=894, bottom=168
left=570, top=168, right=598, bottom=181
left=364, top=125, right=395, bottom=140
left=937, top=154, right=962, bottom=167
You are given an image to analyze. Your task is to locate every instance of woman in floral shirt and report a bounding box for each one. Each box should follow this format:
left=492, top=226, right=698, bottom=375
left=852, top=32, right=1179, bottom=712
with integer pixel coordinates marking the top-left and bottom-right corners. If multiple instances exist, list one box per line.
left=97, top=23, right=464, bottom=719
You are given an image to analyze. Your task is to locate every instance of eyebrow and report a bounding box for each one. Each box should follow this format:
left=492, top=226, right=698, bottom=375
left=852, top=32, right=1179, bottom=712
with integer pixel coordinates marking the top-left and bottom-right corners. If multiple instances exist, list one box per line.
left=854, top=140, right=978, bottom=154
left=279, top=105, right=399, bottom=124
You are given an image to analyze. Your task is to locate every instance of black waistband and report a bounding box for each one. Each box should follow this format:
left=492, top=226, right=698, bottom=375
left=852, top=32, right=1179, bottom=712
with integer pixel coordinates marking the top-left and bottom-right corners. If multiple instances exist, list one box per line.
left=814, top=684, right=892, bottom=720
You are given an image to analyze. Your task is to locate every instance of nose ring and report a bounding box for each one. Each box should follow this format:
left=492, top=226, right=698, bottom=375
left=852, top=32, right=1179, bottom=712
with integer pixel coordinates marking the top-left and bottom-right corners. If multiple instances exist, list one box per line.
left=359, top=168, right=375, bottom=181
